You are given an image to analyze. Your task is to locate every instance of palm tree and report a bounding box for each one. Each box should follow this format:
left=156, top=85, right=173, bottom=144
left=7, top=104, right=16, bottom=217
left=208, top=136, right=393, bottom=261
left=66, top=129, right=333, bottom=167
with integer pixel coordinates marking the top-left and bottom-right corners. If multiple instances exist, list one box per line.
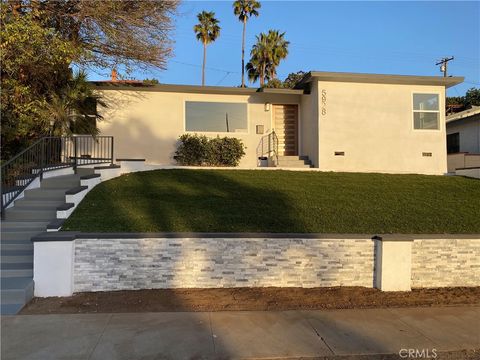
left=265, top=30, right=289, bottom=79
left=233, top=0, right=261, bottom=87
left=45, top=71, right=106, bottom=136
left=193, top=11, right=220, bottom=86
left=246, top=30, right=289, bottom=87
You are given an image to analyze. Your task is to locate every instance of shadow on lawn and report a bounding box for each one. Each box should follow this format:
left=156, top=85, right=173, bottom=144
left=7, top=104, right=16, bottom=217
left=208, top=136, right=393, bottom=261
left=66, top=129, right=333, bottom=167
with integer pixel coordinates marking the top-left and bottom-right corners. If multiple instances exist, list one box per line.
left=94, top=168, right=310, bottom=233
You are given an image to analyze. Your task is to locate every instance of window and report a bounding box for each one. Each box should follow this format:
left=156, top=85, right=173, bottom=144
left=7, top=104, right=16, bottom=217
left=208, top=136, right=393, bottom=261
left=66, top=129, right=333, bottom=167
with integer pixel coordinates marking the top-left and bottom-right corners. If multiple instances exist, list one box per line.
left=413, top=93, right=440, bottom=130
left=185, top=101, right=248, bottom=133
left=447, top=132, right=460, bottom=154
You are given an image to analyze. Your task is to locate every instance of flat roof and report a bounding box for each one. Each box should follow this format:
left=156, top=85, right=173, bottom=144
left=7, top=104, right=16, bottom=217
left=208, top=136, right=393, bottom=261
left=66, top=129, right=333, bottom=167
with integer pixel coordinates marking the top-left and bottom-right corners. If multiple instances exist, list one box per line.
left=446, top=106, right=480, bottom=123
left=295, top=71, right=464, bottom=89
left=91, top=82, right=304, bottom=95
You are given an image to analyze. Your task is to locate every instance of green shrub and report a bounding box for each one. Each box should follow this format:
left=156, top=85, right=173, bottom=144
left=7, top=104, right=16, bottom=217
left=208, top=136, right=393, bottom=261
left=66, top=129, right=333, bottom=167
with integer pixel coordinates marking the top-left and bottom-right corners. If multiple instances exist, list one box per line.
left=174, top=134, right=245, bottom=167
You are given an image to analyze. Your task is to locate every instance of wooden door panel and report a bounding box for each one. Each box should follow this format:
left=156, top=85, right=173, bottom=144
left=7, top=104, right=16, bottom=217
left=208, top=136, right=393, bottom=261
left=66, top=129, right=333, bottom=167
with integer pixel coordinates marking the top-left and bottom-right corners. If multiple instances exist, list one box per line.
left=274, top=105, right=298, bottom=156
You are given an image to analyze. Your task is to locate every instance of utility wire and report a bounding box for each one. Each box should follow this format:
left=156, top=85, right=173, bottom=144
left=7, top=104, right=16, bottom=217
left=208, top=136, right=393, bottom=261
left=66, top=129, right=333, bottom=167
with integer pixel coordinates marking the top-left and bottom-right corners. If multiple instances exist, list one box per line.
left=216, top=72, right=233, bottom=85
left=170, top=60, right=240, bottom=74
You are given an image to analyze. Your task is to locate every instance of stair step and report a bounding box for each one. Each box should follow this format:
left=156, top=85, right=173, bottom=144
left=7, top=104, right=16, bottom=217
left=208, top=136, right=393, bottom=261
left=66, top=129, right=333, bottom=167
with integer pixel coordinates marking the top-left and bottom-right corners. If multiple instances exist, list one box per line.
left=4, top=207, right=57, bottom=221
left=41, top=175, right=81, bottom=189
left=1, top=249, right=33, bottom=256
left=1, top=230, right=44, bottom=241
left=1, top=261, right=33, bottom=271
left=277, top=164, right=312, bottom=169
left=1, top=243, right=34, bottom=251
left=14, top=199, right=66, bottom=208
left=1, top=277, right=34, bottom=306
left=277, top=160, right=311, bottom=165
left=76, top=167, right=95, bottom=176
left=1, top=221, right=49, bottom=231
left=277, top=155, right=310, bottom=161
left=24, top=188, right=67, bottom=200
left=1, top=270, right=33, bottom=278
left=1, top=256, right=33, bottom=264
left=1, top=303, right=25, bottom=315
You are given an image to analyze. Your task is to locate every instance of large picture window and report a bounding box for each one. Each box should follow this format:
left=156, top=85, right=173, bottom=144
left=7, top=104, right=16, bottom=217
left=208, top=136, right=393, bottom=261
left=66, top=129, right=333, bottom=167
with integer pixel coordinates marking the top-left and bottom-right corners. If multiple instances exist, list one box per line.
left=185, top=101, right=248, bottom=133
left=413, top=93, right=440, bottom=130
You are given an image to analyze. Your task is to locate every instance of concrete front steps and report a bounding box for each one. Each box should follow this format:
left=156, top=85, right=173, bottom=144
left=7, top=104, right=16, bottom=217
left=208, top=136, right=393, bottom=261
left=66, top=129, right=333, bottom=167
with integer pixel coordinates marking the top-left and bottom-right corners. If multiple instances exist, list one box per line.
left=275, top=155, right=313, bottom=168
left=1, top=169, right=100, bottom=315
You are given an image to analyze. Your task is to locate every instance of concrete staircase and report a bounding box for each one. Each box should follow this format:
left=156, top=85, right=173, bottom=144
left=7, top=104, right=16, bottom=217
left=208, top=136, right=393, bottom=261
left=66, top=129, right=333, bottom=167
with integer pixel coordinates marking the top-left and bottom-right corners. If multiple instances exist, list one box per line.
left=275, top=155, right=313, bottom=168
left=1, top=168, right=96, bottom=314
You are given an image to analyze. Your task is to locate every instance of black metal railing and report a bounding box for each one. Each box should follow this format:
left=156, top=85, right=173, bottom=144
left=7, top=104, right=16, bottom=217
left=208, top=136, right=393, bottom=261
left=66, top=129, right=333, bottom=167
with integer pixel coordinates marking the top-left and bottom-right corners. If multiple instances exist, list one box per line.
left=256, top=130, right=279, bottom=166
left=1, top=136, right=114, bottom=215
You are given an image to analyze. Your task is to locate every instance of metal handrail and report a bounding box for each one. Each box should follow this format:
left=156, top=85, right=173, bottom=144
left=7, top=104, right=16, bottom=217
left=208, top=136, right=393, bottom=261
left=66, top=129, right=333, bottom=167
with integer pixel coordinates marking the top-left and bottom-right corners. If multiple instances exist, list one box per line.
left=256, top=130, right=279, bottom=166
left=1, top=135, right=114, bottom=216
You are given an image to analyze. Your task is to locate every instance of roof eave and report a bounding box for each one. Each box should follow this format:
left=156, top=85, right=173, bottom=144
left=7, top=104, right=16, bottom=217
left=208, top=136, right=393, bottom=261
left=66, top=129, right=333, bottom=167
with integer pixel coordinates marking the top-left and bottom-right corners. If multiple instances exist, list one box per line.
left=296, top=71, right=464, bottom=88
left=90, top=82, right=303, bottom=95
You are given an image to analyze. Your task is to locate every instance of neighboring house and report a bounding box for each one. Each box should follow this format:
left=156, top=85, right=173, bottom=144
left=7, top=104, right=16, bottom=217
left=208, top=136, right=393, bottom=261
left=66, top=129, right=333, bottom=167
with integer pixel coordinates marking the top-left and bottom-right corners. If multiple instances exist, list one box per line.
left=446, top=106, right=480, bottom=172
left=92, top=71, right=463, bottom=175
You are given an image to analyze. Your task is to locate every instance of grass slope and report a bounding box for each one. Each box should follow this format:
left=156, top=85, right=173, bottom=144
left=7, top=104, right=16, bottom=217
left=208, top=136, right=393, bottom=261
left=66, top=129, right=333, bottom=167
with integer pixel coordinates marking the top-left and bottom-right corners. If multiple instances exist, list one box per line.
left=62, top=170, right=480, bottom=233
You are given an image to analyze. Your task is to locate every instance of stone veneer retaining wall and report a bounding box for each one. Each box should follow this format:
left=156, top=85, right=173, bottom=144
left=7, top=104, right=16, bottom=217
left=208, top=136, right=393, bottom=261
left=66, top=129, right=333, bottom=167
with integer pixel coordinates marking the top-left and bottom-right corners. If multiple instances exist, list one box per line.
left=411, top=239, right=480, bottom=288
left=74, top=238, right=375, bottom=292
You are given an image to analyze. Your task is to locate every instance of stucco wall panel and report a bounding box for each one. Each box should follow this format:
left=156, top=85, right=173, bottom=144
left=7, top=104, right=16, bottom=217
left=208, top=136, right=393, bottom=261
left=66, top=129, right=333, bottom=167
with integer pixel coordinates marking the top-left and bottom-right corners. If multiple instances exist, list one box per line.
left=98, top=90, right=301, bottom=167
left=316, top=81, right=447, bottom=174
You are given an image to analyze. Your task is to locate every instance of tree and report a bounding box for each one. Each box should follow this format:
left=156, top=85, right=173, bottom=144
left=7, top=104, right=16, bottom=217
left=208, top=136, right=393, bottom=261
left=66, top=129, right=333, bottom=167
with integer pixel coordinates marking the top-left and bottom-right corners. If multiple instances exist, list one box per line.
left=1, top=1, right=178, bottom=158
left=246, top=30, right=289, bottom=87
left=264, top=79, right=283, bottom=88
left=7, top=0, right=179, bottom=72
left=265, top=71, right=306, bottom=89
left=446, top=88, right=480, bottom=114
left=282, top=71, right=306, bottom=89
left=465, top=88, right=480, bottom=107
left=0, top=9, right=77, bottom=157
left=45, top=71, right=106, bottom=136
left=142, top=78, right=160, bottom=85
left=194, top=11, right=220, bottom=86
left=233, top=0, right=261, bottom=88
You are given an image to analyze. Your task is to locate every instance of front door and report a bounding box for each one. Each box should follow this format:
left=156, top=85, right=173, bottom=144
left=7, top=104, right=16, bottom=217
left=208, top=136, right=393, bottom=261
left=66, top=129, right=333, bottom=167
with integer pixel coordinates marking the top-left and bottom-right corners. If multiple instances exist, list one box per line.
left=273, top=104, right=298, bottom=156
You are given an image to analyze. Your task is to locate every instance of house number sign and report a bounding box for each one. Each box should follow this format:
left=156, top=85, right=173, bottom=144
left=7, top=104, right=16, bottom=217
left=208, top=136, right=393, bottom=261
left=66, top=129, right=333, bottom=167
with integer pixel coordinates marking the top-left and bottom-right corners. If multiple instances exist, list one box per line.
left=321, top=89, right=327, bottom=115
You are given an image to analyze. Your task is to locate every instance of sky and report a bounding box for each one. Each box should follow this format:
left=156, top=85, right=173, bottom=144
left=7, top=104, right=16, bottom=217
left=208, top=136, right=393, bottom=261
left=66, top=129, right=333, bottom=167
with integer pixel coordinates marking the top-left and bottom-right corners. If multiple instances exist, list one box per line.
left=88, top=1, right=479, bottom=96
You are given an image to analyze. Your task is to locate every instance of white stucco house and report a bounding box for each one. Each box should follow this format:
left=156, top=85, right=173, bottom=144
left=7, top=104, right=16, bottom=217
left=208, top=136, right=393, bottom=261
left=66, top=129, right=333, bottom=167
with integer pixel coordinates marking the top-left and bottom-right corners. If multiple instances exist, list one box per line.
left=92, top=71, right=463, bottom=175
left=446, top=106, right=480, bottom=172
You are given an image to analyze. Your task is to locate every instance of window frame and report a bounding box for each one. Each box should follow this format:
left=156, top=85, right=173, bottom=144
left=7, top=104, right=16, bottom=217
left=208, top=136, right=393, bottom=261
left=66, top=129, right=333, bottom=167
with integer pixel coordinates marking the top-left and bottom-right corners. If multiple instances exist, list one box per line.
left=183, top=100, right=249, bottom=134
left=411, top=92, right=441, bottom=131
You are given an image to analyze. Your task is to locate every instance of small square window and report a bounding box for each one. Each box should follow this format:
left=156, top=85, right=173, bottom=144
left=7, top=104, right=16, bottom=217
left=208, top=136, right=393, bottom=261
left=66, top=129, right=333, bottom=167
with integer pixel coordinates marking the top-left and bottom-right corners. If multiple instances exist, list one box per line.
left=413, top=93, right=440, bottom=130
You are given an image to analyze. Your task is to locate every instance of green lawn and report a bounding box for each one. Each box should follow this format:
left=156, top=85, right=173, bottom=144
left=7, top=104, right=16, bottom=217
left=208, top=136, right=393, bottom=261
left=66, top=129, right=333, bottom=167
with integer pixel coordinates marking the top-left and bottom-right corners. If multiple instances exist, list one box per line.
left=62, top=169, right=480, bottom=233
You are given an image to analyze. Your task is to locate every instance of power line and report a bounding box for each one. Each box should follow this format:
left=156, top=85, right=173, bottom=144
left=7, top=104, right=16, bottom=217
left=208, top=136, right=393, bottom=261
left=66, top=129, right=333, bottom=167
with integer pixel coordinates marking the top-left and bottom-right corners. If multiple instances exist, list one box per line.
left=216, top=72, right=233, bottom=85
left=170, top=60, right=240, bottom=74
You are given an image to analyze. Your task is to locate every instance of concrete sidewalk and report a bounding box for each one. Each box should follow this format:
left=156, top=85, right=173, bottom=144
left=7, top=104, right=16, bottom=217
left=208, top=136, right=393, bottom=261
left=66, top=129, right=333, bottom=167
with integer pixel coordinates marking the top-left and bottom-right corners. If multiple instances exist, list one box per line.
left=1, top=306, right=479, bottom=359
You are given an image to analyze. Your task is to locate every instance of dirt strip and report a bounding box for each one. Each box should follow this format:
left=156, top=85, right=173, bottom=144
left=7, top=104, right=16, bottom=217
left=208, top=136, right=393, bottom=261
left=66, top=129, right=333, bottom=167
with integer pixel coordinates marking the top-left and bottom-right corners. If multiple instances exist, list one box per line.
left=20, top=287, right=480, bottom=314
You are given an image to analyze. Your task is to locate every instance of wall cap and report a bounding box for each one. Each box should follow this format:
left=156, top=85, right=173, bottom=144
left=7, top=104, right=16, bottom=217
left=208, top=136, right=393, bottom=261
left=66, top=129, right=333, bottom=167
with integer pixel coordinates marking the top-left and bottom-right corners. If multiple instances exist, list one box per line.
left=31, top=232, right=480, bottom=242
left=373, top=234, right=480, bottom=241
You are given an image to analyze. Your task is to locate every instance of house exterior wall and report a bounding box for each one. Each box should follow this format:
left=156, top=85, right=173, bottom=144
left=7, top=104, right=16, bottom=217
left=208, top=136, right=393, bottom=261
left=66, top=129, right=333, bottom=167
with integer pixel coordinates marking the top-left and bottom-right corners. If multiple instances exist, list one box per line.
left=446, top=115, right=480, bottom=153
left=315, top=81, right=447, bottom=175
left=97, top=90, right=301, bottom=167
left=300, top=82, right=319, bottom=167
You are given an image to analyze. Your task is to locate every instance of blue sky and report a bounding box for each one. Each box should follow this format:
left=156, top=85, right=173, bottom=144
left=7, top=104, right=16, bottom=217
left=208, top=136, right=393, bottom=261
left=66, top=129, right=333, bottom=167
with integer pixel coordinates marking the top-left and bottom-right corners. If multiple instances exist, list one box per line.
left=88, top=1, right=479, bottom=96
